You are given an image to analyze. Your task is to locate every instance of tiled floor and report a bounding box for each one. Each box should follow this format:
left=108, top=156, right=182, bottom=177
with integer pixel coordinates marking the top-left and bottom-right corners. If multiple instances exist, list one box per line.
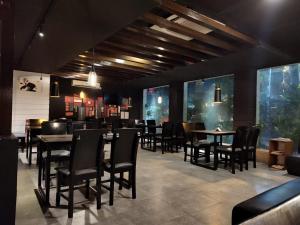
left=16, top=146, right=294, bottom=225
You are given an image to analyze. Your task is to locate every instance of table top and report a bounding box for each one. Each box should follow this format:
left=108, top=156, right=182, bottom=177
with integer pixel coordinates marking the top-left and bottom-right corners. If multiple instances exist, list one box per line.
left=192, top=130, right=235, bottom=135
left=38, top=133, right=114, bottom=143
left=26, top=126, right=42, bottom=130
left=37, top=134, right=73, bottom=143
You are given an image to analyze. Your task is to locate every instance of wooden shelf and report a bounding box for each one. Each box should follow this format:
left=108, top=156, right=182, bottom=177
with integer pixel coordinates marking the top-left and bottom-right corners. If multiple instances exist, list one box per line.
left=268, top=138, right=293, bottom=170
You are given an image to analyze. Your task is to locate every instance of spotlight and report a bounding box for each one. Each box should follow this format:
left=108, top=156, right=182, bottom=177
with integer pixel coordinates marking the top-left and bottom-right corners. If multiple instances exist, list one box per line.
left=38, top=27, right=45, bottom=38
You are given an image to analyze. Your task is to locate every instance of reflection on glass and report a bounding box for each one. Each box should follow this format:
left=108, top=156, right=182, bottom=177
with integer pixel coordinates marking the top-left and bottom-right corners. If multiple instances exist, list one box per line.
left=183, top=75, right=234, bottom=142
left=257, top=63, right=300, bottom=149
left=143, top=86, right=169, bottom=124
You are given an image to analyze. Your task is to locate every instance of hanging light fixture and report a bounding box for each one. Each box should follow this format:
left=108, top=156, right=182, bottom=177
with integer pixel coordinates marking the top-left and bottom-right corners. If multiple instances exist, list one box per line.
left=87, top=48, right=98, bottom=87
left=214, top=83, right=222, bottom=103
left=50, top=81, right=60, bottom=97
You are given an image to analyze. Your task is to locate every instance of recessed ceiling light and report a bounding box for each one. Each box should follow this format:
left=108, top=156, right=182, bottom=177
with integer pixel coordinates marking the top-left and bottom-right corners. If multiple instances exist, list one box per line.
left=115, top=58, right=125, bottom=64
left=78, top=54, right=87, bottom=58
left=157, top=47, right=165, bottom=51
left=157, top=54, right=163, bottom=58
left=38, top=31, right=44, bottom=38
left=101, top=61, right=112, bottom=66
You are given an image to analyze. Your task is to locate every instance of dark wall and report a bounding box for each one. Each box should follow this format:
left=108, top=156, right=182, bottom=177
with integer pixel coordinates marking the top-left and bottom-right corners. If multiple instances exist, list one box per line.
left=169, top=82, right=184, bottom=122
left=233, top=69, right=257, bottom=128
left=49, top=76, right=141, bottom=120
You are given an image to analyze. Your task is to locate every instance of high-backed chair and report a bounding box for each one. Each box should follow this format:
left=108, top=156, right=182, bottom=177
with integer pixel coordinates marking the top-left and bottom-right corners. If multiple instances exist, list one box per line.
left=68, top=121, right=85, bottom=134
left=216, top=126, right=248, bottom=174
left=103, top=128, right=140, bottom=206
left=56, top=129, right=105, bottom=218
left=155, top=122, right=174, bottom=154
left=245, top=127, right=260, bottom=169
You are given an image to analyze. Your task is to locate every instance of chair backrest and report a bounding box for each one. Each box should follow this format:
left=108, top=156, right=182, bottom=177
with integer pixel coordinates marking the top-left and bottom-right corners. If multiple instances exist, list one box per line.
left=147, top=120, right=156, bottom=134
left=86, top=119, right=99, bottom=129
left=162, top=122, right=173, bottom=138
left=232, top=126, right=248, bottom=149
left=175, top=122, right=186, bottom=137
left=41, top=121, right=67, bottom=135
left=110, top=128, right=140, bottom=166
left=111, top=118, right=123, bottom=132
left=247, top=127, right=260, bottom=148
left=194, top=122, right=207, bottom=140
left=127, top=119, right=136, bottom=128
left=69, top=121, right=85, bottom=133
left=70, top=129, right=105, bottom=172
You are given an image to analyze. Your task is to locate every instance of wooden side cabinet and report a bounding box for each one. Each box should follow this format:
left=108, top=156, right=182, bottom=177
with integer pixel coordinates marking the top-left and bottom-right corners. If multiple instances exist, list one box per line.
left=268, top=138, right=294, bottom=170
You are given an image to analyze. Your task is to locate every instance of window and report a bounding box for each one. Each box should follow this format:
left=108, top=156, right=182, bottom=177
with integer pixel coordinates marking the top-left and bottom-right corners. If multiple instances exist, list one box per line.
left=257, top=63, right=300, bottom=149
left=183, top=75, right=234, bottom=132
left=143, top=86, right=169, bottom=124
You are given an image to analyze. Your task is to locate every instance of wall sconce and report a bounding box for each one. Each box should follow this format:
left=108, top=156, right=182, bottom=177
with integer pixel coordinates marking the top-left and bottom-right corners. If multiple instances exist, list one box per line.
left=79, top=91, right=86, bottom=99
left=214, top=83, right=222, bottom=103
left=50, top=81, right=60, bottom=97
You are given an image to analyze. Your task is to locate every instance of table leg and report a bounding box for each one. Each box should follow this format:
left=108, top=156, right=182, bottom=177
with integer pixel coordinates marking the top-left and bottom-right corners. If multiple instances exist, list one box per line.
left=38, top=142, right=42, bottom=187
left=29, top=138, right=32, bottom=165
left=26, top=130, right=29, bottom=158
left=214, top=135, right=218, bottom=170
left=45, top=147, right=51, bottom=205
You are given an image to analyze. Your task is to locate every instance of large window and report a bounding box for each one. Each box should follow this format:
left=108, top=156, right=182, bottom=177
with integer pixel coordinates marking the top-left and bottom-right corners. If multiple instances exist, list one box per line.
left=257, top=63, right=300, bottom=149
left=143, top=86, right=169, bottom=124
left=183, top=75, right=234, bottom=132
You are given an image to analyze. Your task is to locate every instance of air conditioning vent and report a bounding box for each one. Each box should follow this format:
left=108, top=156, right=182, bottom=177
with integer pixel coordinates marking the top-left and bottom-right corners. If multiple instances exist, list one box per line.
left=72, top=80, right=101, bottom=89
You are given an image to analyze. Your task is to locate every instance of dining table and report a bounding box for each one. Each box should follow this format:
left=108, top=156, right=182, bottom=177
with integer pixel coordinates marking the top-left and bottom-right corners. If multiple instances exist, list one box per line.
left=191, top=130, right=235, bottom=170
left=36, top=133, right=114, bottom=206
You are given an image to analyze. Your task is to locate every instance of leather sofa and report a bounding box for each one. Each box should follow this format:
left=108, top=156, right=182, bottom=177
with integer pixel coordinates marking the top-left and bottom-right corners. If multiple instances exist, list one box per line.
left=232, top=179, right=300, bottom=225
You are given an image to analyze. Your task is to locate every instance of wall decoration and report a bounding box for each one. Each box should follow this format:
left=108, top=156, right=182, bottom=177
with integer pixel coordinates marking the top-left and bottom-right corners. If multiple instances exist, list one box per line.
left=19, top=76, right=41, bottom=93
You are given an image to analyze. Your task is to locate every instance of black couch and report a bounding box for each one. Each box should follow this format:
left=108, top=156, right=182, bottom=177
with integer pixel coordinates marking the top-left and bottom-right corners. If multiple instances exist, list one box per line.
left=232, top=179, right=300, bottom=225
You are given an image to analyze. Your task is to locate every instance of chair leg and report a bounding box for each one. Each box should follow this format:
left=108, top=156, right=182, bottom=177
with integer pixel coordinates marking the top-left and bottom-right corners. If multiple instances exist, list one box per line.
left=132, top=168, right=136, bottom=199
left=96, top=176, right=101, bottom=209
left=239, top=153, right=243, bottom=172
left=224, top=154, right=228, bottom=168
left=245, top=150, right=249, bottom=170
left=162, top=141, right=165, bottom=154
left=109, top=172, right=115, bottom=206
left=231, top=154, right=235, bottom=174
left=253, top=150, right=256, bottom=168
left=56, top=174, right=61, bottom=207
left=184, top=145, right=187, bottom=161
left=119, top=172, right=123, bottom=190
left=85, top=179, right=90, bottom=199
left=68, top=183, right=74, bottom=218
left=29, top=142, right=32, bottom=165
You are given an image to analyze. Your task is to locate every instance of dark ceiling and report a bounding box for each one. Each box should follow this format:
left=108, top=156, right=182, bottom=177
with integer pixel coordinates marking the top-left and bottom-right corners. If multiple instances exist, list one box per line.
left=14, top=0, right=300, bottom=89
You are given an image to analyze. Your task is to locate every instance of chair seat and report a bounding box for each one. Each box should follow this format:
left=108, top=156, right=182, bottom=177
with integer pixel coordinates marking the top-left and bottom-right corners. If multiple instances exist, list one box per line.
left=217, top=146, right=242, bottom=152
left=57, top=167, right=97, bottom=185
left=42, top=149, right=70, bottom=160
left=104, top=161, right=133, bottom=172
left=186, top=140, right=211, bottom=147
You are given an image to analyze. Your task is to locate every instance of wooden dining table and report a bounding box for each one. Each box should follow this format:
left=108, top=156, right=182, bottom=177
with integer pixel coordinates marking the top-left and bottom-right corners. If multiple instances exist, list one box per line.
left=191, top=130, right=235, bottom=170
left=36, top=133, right=114, bottom=205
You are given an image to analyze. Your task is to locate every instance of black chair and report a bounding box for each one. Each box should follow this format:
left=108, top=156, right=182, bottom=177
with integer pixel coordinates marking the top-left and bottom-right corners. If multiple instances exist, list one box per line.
left=111, top=118, right=123, bottom=133
left=38, top=122, right=70, bottom=180
left=103, top=128, right=140, bottom=206
left=155, top=122, right=174, bottom=154
left=174, top=122, right=187, bottom=152
left=56, top=129, right=105, bottom=218
left=216, top=126, right=248, bottom=174
left=86, top=119, right=99, bottom=129
left=183, top=122, right=211, bottom=163
left=245, top=127, right=260, bottom=169
left=67, top=121, right=85, bottom=134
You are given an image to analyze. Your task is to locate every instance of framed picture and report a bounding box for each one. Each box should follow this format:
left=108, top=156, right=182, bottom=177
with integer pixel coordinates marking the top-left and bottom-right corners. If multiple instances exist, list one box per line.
left=19, top=76, right=41, bottom=93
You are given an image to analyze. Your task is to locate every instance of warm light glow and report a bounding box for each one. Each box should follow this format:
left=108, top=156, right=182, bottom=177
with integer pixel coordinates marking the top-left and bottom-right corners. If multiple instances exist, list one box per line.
left=115, top=58, right=125, bottom=64
left=93, top=63, right=102, bottom=67
left=157, top=54, right=163, bottom=58
left=157, top=96, right=163, bottom=104
left=80, top=91, right=86, bottom=99
left=87, top=70, right=97, bottom=87
left=38, top=32, right=44, bottom=38
left=157, top=47, right=165, bottom=51
left=78, top=54, right=87, bottom=58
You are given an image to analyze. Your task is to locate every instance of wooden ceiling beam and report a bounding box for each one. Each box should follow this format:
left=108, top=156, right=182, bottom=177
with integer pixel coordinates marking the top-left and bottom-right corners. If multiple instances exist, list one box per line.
left=102, top=41, right=185, bottom=66
left=127, top=25, right=223, bottom=57
left=160, top=0, right=257, bottom=45
left=75, top=54, right=158, bottom=75
left=118, top=30, right=207, bottom=61
left=143, top=12, right=238, bottom=51
left=109, top=35, right=197, bottom=64
left=93, top=48, right=170, bottom=71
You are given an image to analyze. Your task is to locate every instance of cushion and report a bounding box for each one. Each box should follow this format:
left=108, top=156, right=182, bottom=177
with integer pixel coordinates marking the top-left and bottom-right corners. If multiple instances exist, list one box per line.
left=42, top=150, right=70, bottom=160
left=217, top=146, right=242, bottom=152
left=104, top=161, right=133, bottom=172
